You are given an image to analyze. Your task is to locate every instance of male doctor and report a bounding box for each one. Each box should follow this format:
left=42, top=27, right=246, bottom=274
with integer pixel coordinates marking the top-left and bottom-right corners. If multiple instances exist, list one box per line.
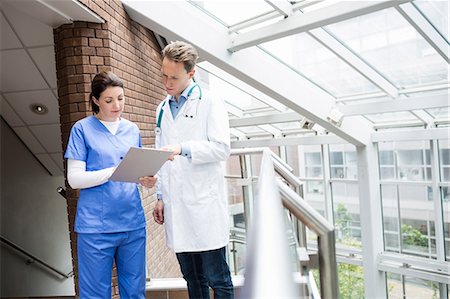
left=153, top=41, right=234, bottom=299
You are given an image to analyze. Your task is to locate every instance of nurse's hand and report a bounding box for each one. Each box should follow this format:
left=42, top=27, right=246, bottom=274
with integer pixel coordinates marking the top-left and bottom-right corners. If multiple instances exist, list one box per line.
left=139, top=176, right=157, bottom=188
left=161, top=144, right=181, bottom=161
left=153, top=200, right=164, bottom=224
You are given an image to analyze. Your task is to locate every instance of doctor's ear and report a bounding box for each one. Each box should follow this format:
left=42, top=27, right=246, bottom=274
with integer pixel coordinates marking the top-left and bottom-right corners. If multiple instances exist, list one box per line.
left=188, top=68, right=196, bottom=79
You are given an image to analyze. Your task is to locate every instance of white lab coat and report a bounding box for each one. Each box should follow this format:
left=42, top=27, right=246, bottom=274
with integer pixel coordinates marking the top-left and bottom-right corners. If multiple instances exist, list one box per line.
left=155, top=85, right=231, bottom=253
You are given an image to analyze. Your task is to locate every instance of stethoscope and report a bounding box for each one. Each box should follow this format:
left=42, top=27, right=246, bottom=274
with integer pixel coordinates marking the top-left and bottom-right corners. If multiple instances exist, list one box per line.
left=155, top=83, right=202, bottom=135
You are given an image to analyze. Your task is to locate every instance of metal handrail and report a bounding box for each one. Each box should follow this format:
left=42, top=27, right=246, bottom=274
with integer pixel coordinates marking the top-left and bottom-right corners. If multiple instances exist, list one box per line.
left=0, top=235, right=72, bottom=279
left=230, top=148, right=339, bottom=299
left=230, top=147, right=302, bottom=187
left=278, top=180, right=338, bottom=299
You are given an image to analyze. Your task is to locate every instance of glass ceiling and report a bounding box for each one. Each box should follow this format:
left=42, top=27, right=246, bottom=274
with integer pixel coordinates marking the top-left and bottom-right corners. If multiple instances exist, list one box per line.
left=325, top=7, right=448, bottom=89
left=186, top=0, right=449, bottom=139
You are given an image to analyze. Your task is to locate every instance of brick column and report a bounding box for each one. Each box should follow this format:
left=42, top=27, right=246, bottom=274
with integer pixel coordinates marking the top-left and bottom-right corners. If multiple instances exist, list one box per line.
left=54, top=21, right=112, bottom=295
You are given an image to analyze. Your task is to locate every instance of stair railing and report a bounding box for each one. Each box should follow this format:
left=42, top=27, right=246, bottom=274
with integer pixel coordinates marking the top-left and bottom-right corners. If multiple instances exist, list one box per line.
left=230, top=148, right=338, bottom=299
left=0, top=235, right=73, bottom=279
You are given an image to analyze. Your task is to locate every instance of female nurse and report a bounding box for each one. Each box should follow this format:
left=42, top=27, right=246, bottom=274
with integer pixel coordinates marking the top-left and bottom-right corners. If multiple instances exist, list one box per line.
left=64, top=71, right=155, bottom=298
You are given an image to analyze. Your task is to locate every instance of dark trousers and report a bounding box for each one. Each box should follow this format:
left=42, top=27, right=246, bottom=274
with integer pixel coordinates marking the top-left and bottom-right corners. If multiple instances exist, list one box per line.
left=176, top=246, right=234, bottom=299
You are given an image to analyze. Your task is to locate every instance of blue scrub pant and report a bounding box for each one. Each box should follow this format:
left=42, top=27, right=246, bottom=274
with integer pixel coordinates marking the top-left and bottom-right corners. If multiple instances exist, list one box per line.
left=77, top=228, right=146, bottom=299
left=176, top=246, right=234, bottom=299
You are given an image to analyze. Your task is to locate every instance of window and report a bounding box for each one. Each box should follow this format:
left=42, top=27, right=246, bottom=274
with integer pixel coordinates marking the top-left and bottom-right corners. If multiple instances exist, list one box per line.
left=305, top=152, right=323, bottom=178
left=379, top=150, right=395, bottom=180
left=332, top=183, right=361, bottom=246
left=439, top=140, right=450, bottom=261
left=387, top=273, right=439, bottom=299
left=440, top=148, right=450, bottom=181
left=329, top=145, right=358, bottom=179
left=397, top=149, right=431, bottom=181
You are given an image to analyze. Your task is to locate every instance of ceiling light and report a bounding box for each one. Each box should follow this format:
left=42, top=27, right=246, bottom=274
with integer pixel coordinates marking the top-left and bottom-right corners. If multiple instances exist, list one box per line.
left=30, top=103, right=48, bottom=115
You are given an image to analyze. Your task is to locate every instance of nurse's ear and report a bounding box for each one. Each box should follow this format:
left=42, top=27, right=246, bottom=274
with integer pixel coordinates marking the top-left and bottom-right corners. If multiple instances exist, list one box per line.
left=92, top=96, right=100, bottom=107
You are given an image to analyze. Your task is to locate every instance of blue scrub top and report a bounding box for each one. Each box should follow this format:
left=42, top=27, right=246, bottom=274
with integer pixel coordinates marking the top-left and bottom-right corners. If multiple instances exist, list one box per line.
left=64, top=116, right=146, bottom=233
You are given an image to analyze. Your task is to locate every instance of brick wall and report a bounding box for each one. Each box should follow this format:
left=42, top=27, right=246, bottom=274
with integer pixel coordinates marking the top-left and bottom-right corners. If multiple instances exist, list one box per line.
left=54, top=0, right=181, bottom=297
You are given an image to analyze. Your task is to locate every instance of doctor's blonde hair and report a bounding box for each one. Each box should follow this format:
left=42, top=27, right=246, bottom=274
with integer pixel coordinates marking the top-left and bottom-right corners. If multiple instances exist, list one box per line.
left=162, top=41, right=199, bottom=73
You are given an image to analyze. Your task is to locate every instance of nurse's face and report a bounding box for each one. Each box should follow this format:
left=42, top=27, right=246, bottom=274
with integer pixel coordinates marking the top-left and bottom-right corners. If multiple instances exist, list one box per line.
left=93, top=86, right=125, bottom=122
left=161, top=57, right=195, bottom=100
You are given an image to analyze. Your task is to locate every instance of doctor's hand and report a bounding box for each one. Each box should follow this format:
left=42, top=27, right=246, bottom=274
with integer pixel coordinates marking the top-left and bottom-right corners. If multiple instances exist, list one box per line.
left=153, top=200, right=164, bottom=225
left=139, top=176, right=157, bottom=188
left=161, top=144, right=181, bottom=161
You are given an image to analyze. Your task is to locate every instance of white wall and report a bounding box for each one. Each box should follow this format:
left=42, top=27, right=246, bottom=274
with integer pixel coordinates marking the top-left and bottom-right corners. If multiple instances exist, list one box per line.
left=0, top=119, right=75, bottom=296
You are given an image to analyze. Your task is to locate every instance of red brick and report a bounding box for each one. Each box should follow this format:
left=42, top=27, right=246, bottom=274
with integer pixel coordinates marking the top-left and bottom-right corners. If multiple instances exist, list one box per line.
left=73, top=27, right=95, bottom=37
left=89, top=38, right=103, bottom=47
left=74, top=46, right=96, bottom=56
left=90, top=56, right=104, bottom=65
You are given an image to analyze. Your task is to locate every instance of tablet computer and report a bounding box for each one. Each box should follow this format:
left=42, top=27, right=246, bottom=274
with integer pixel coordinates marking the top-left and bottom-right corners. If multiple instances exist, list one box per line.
left=109, top=147, right=171, bottom=183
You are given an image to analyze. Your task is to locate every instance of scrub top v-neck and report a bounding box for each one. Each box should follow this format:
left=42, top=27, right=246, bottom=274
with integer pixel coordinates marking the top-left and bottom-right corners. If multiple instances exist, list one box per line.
left=65, top=115, right=145, bottom=233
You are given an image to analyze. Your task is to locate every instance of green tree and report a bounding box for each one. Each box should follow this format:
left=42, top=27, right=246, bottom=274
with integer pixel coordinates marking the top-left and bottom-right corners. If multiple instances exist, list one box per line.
left=312, top=235, right=365, bottom=299
left=401, top=224, right=428, bottom=247
left=338, top=263, right=365, bottom=299
left=335, top=203, right=352, bottom=238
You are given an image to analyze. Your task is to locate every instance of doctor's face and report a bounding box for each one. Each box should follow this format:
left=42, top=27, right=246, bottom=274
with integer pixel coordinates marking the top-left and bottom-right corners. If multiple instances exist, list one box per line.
left=93, top=86, right=125, bottom=122
left=161, top=57, right=195, bottom=100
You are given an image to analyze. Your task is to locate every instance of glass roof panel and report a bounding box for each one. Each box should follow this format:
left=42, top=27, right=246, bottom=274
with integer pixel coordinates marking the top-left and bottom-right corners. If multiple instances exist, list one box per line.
left=272, top=122, right=303, bottom=130
left=426, top=107, right=449, bottom=119
left=401, top=86, right=450, bottom=98
left=365, top=111, right=419, bottom=124
left=298, top=0, right=338, bottom=13
left=237, top=126, right=267, bottom=134
left=189, top=1, right=274, bottom=27
left=237, top=16, right=284, bottom=33
left=414, top=0, right=449, bottom=42
left=195, top=66, right=268, bottom=111
left=196, top=61, right=289, bottom=112
left=325, top=7, right=449, bottom=89
left=260, top=33, right=380, bottom=98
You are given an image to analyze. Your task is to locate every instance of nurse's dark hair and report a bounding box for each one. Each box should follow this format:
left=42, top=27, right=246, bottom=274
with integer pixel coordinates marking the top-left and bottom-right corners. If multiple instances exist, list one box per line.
left=162, top=41, right=198, bottom=73
left=89, top=71, right=124, bottom=114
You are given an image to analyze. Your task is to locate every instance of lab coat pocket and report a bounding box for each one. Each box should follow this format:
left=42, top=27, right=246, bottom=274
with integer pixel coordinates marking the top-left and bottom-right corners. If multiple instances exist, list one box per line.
left=184, top=169, right=214, bottom=206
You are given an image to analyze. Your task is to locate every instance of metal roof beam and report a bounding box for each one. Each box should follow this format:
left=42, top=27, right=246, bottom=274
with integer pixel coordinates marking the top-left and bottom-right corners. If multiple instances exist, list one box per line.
left=339, top=94, right=449, bottom=116
left=264, top=0, right=293, bottom=17
left=372, top=127, right=449, bottom=142
left=231, top=134, right=345, bottom=148
left=229, top=0, right=411, bottom=52
left=230, top=112, right=301, bottom=127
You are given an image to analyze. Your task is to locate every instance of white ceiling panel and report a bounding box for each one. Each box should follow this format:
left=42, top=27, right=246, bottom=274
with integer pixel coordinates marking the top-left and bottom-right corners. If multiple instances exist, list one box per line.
left=4, top=90, right=59, bottom=125
left=29, top=124, right=62, bottom=153
left=35, top=153, right=63, bottom=176
left=0, top=11, right=21, bottom=50
left=50, top=152, right=64, bottom=172
left=1, top=2, right=53, bottom=47
left=0, top=49, right=48, bottom=92
left=12, top=126, right=45, bottom=153
left=0, top=94, right=24, bottom=127
left=28, top=46, right=57, bottom=88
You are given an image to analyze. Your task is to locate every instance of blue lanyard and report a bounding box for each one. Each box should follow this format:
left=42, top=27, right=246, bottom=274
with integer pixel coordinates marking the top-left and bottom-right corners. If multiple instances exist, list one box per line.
left=155, top=84, right=202, bottom=133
